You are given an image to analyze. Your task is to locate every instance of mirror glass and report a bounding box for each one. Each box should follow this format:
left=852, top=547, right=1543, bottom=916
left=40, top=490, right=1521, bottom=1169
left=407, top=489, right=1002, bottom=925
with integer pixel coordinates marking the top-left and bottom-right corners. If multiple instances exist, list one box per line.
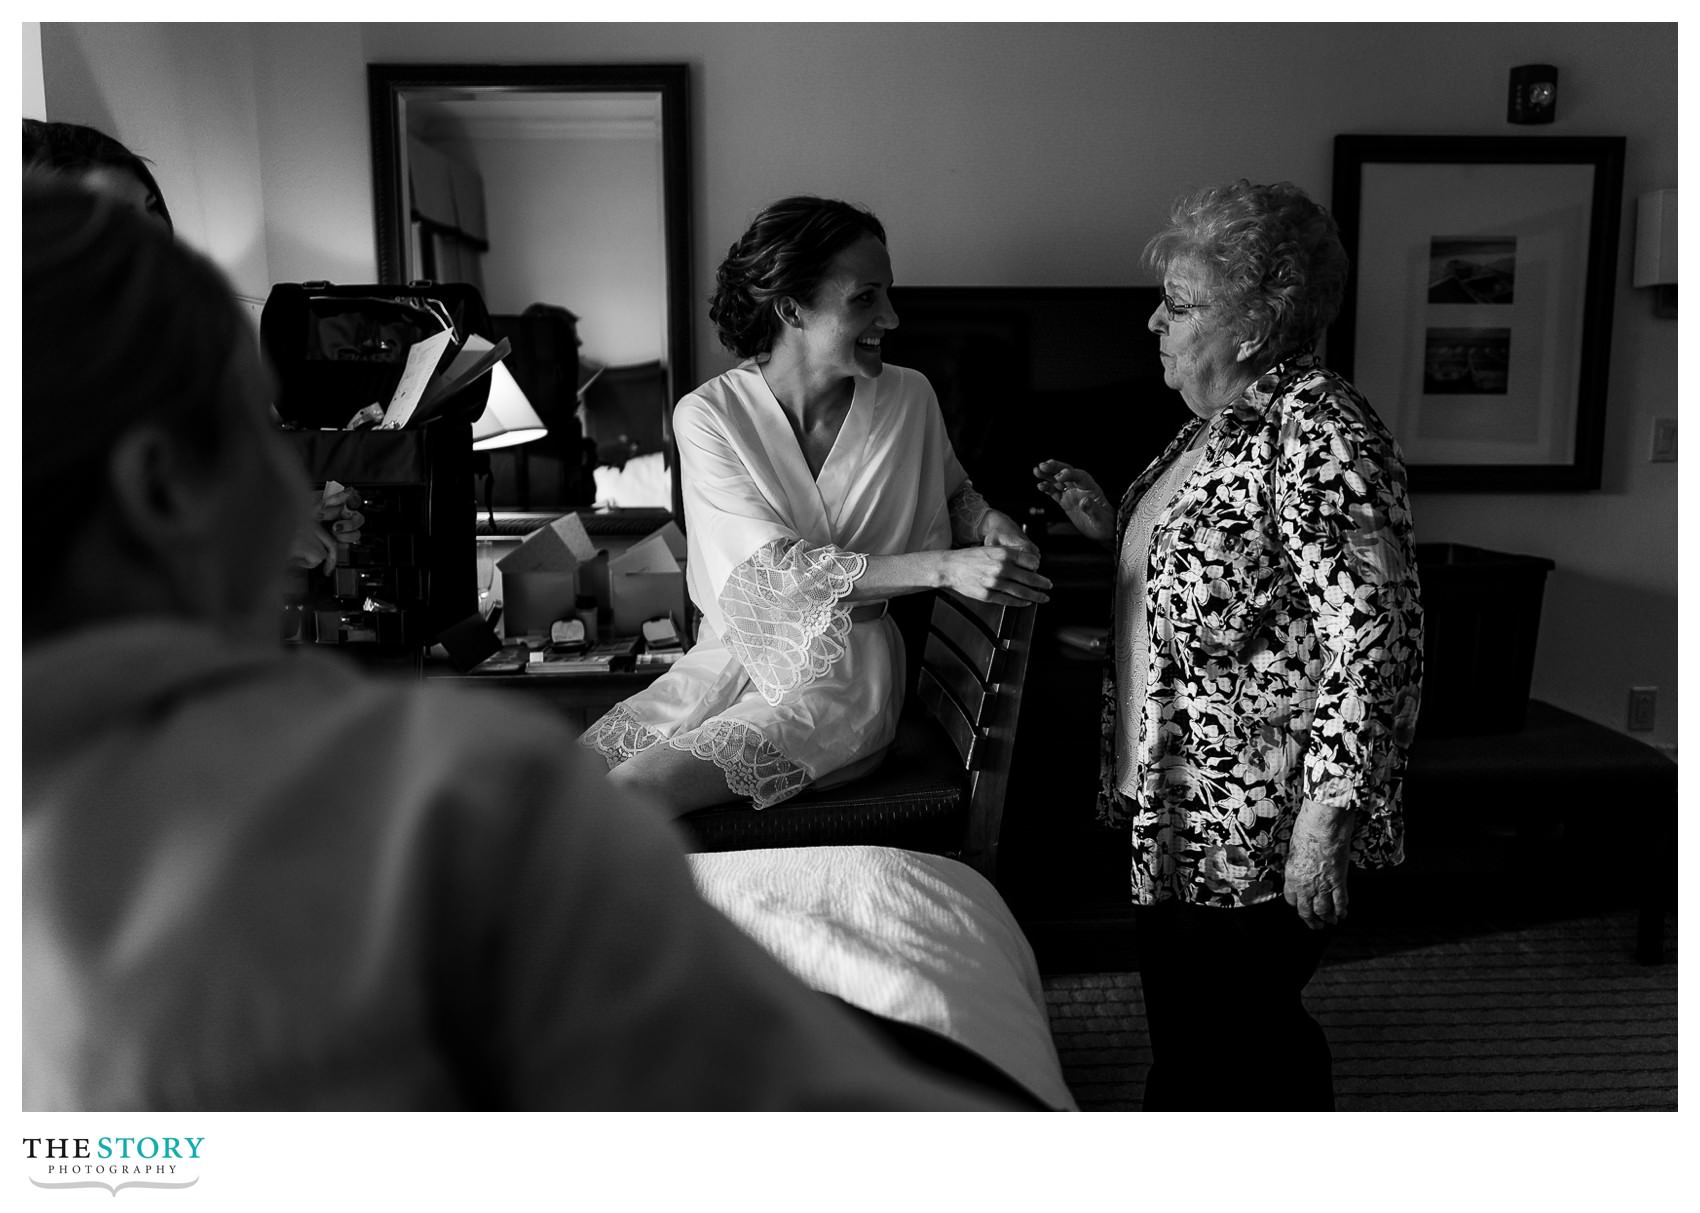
left=370, top=65, right=691, bottom=519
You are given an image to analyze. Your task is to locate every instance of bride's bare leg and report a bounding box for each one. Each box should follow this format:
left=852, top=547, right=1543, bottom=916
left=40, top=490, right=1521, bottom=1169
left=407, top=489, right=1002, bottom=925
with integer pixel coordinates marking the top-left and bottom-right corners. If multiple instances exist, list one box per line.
left=606, top=744, right=739, bottom=818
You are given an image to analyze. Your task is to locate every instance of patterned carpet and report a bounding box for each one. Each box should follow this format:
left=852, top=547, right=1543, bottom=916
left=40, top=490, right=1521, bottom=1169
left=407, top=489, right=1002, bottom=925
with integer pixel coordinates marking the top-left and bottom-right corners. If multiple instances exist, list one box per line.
left=1041, top=908, right=1677, bottom=1111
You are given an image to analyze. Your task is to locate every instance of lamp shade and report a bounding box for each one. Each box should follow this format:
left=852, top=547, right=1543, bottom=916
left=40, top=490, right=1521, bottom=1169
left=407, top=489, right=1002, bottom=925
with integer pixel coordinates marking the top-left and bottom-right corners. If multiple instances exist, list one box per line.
left=1633, top=189, right=1678, bottom=288
left=473, top=361, right=548, bottom=450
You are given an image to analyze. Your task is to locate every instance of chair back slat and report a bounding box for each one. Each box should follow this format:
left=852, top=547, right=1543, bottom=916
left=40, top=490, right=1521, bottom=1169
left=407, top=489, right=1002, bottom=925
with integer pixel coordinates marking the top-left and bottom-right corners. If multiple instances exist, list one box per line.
left=944, top=593, right=1014, bottom=639
left=922, top=634, right=992, bottom=727
left=930, top=595, right=1004, bottom=683
left=679, top=589, right=1033, bottom=886
left=916, top=668, right=982, bottom=770
left=956, top=597, right=1036, bottom=881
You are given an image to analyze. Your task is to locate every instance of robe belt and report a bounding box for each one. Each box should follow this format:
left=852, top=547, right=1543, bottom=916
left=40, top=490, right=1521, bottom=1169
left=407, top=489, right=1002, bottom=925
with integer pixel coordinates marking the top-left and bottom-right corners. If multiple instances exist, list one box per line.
left=847, top=600, right=889, bottom=623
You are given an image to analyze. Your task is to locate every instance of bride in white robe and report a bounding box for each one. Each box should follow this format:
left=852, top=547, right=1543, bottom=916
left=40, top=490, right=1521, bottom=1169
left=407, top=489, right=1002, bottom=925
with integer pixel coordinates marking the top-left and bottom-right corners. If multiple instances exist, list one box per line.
left=580, top=196, right=1050, bottom=814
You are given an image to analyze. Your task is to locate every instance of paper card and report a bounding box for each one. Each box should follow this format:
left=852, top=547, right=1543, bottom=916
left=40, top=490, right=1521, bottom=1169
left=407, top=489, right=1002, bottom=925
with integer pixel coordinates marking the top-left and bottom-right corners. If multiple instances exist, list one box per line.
left=609, top=524, right=685, bottom=575
left=495, top=514, right=601, bottom=575
left=412, top=334, right=512, bottom=425
left=379, top=328, right=453, bottom=430
left=653, top=520, right=687, bottom=561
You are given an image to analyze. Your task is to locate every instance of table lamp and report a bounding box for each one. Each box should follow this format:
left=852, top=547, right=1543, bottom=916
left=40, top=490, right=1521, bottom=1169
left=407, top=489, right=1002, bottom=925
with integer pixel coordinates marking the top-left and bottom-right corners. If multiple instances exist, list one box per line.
left=473, top=360, right=548, bottom=450
left=472, top=360, right=548, bottom=525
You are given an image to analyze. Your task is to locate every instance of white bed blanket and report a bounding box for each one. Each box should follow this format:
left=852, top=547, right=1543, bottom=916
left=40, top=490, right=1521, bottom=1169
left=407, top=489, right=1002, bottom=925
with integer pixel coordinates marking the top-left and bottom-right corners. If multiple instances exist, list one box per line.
left=688, top=845, right=1076, bottom=1110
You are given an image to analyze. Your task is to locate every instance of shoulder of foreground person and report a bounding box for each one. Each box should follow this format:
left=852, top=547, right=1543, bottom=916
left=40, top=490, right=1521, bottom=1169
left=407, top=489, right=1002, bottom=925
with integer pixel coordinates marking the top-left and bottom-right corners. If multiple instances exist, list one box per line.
left=26, top=628, right=1017, bottom=1109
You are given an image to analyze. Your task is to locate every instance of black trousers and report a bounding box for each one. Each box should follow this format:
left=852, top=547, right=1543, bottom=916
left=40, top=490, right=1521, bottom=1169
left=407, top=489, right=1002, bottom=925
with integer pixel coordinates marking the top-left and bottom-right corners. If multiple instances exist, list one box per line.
left=1133, top=898, right=1335, bottom=1111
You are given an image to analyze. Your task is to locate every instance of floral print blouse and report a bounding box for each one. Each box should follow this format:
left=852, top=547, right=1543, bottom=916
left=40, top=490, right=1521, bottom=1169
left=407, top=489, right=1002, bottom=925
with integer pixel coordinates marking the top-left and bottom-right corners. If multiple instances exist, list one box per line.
left=1098, top=352, right=1424, bottom=909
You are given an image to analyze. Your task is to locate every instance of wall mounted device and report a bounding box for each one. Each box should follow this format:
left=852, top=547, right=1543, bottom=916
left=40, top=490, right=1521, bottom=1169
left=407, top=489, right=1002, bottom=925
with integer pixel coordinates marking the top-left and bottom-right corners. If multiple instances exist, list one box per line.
left=1507, top=64, right=1557, bottom=124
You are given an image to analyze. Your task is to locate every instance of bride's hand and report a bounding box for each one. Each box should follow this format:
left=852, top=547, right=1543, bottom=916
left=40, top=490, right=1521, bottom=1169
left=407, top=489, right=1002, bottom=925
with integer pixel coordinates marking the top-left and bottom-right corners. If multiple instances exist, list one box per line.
left=939, top=546, right=1051, bottom=606
left=980, top=509, right=1039, bottom=558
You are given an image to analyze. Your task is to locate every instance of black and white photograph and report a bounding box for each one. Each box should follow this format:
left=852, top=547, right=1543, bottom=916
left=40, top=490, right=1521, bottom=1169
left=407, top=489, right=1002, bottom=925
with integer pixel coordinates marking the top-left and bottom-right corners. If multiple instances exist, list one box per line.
left=1427, top=236, right=1518, bottom=304
left=1423, top=326, right=1512, bottom=394
left=13, top=15, right=1681, bottom=1211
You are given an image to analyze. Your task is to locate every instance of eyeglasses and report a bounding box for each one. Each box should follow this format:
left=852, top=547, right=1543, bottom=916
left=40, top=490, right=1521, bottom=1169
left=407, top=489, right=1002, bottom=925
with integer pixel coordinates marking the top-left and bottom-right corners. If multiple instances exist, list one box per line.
left=1158, top=290, right=1215, bottom=321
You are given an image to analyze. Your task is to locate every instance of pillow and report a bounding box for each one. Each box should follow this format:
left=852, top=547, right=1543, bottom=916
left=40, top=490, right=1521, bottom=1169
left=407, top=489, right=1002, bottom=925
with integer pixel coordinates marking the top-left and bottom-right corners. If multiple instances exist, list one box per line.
left=592, top=450, right=671, bottom=509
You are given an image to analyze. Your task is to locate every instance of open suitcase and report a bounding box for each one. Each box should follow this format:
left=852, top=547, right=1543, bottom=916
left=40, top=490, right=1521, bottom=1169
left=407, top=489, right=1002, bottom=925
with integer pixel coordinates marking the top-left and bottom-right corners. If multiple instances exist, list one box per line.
left=262, top=281, right=494, bottom=659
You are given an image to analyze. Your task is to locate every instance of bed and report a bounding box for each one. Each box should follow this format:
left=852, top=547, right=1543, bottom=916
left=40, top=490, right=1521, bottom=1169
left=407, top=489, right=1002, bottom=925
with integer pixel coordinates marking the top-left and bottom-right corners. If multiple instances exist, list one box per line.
left=688, top=844, right=1077, bottom=1111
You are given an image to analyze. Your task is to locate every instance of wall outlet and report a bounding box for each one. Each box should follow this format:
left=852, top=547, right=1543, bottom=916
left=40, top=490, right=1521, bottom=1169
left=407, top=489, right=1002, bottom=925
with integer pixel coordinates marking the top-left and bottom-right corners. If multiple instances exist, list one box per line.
left=1650, top=418, right=1677, bottom=462
left=1628, top=686, right=1658, bottom=732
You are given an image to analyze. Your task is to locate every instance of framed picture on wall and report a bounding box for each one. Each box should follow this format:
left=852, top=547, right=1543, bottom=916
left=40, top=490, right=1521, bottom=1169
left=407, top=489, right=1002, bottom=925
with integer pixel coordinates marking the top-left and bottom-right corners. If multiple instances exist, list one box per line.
left=1329, top=135, right=1625, bottom=491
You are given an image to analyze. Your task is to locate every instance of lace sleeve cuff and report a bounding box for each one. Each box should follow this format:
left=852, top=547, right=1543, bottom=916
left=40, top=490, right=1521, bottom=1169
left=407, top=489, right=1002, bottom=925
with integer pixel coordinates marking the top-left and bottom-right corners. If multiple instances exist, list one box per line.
left=718, top=537, right=868, bottom=705
left=948, top=479, right=992, bottom=545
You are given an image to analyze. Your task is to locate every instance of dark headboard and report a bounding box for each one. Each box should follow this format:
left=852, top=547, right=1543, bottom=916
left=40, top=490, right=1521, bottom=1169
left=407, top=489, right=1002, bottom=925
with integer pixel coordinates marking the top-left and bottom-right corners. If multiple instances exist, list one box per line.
left=884, top=286, right=1188, bottom=522
left=581, top=361, right=671, bottom=463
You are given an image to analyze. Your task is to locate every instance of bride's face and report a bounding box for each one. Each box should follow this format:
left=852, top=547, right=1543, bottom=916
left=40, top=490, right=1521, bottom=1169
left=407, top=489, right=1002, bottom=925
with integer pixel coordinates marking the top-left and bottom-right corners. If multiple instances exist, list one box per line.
left=789, top=234, right=900, bottom=381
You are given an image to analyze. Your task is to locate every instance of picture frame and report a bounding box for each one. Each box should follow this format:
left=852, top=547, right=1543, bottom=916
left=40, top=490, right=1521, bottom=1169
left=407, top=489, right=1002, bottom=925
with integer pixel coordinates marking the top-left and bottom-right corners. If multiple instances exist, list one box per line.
left=1329, top=135, right=1625, bottom=491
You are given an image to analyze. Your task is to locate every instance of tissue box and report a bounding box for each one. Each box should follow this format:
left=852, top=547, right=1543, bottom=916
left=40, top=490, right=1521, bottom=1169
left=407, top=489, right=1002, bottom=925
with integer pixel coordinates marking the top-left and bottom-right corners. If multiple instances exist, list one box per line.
left=609, top=522, right=687, bottom=636
left=496, top=514, right=602, bottom=638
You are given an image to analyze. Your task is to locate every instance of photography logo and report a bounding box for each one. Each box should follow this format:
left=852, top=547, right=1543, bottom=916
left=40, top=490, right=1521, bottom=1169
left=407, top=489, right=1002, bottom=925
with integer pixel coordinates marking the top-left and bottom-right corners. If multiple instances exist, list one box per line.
left=23, top=1137, right=203, bottom=1196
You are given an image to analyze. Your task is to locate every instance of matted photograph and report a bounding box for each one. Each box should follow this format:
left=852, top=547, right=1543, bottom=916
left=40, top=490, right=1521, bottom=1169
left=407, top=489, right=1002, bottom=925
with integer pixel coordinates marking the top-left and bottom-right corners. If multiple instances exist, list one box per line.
left=1330, top=134, right=1625, bottom=489
left=1428, top=237, right=1517, bottom=304
left=1423, top=327, right=1511, bottom=394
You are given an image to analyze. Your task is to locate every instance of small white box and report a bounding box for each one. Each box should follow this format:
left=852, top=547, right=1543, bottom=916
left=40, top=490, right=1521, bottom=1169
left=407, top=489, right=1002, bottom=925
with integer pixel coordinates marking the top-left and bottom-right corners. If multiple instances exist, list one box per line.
left=608, top=522, right=686, bottom=636
left=495, top=514, right=602, bottom=638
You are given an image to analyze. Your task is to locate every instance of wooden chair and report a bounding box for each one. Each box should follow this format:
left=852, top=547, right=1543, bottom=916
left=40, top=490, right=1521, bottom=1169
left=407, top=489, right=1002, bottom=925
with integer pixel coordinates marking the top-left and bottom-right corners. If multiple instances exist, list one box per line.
left=677, top=591, right=1036, bottom=882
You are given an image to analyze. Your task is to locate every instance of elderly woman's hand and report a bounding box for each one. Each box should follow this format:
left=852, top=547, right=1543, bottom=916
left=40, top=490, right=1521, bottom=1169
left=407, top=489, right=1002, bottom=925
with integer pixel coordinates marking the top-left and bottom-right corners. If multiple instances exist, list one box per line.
left=1283, top=801, right=1355, bottom=929
left=1033, top=459, right=1114, bottom=547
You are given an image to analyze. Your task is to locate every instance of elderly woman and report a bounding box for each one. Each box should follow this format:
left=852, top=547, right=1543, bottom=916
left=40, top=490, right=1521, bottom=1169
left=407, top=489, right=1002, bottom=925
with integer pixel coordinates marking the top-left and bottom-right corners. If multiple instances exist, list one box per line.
left=1035, top=180, right=1423, bottom=1111
left=582, top=195, right=1049, bottom=815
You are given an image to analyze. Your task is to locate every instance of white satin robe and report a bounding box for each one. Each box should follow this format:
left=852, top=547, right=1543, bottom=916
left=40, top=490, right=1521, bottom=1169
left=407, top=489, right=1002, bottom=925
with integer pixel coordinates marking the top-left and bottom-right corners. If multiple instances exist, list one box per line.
left=580, top=361, right=971, bottom=807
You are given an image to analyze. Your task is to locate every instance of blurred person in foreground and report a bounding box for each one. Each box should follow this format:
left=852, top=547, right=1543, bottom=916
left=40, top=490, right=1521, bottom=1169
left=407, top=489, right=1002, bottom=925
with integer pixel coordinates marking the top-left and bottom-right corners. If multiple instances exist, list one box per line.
left=1036, top=180, right=1423, bottom=1111
left=21, top=179, right=1017, bottom=1112
left=23, top=116, right=361, bottom=574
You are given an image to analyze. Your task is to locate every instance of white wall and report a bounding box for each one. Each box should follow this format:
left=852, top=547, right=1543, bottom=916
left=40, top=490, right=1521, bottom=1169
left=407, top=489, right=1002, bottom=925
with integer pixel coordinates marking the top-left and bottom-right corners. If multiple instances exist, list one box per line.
left=42, top=21, right=1679, bottom=751
left=40, top=23, right=272, bottom=305
left=250, top=24, right=373, bottom=288
left=442, top=132, right=666, bottom=365
left=23, top=23, right=46, bottom=119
